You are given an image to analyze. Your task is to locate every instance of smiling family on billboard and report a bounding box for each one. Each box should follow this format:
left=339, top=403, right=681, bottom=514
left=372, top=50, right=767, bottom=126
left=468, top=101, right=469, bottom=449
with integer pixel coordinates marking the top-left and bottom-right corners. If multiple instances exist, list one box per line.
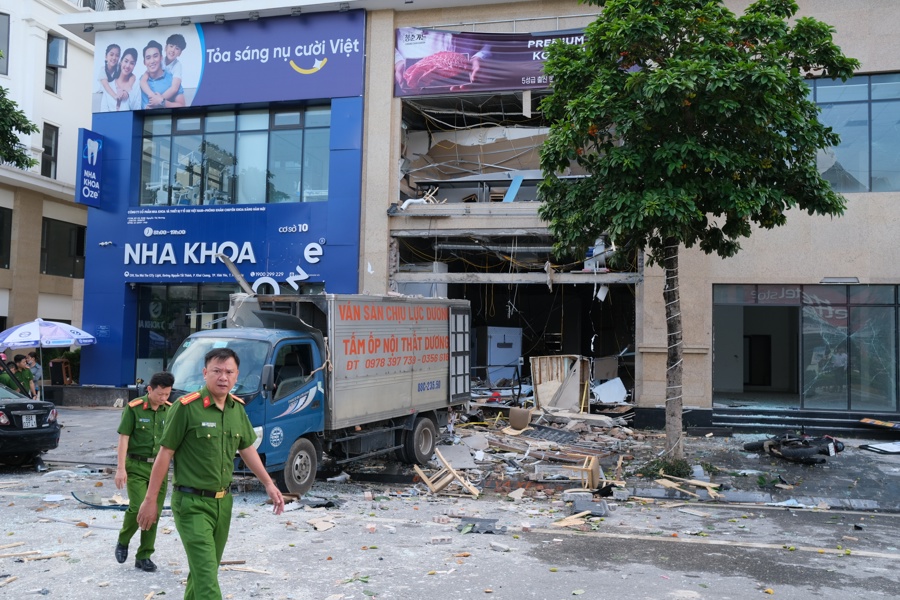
left=92, top=11, right=365, bottom=113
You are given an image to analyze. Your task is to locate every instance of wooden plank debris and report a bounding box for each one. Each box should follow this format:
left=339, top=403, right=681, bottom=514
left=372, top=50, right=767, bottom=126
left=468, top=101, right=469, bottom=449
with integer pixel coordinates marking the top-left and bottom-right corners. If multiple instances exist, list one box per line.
left=24, top=552, right=70, bottom=561
left=659, top=475, right=723, bottom=499
left=0, top=542, right=25, bottom=551
left=0, top=576, right=18, bottom=588
left=551, top=510, right=592, bottom=528
left=414, top=448, right=479, bottom=498
left=0, top=550, right=41, bottom=559
left=220, top=566, right=270, bottom=574
left=654, top=478, right=701, bottom=498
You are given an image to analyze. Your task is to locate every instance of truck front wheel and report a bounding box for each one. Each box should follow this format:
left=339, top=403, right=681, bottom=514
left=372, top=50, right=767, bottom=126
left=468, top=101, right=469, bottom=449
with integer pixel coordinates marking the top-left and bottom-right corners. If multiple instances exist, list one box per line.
left=403, top=416, right=437, bottom=465
left=278, top=438, right=317, bottom=496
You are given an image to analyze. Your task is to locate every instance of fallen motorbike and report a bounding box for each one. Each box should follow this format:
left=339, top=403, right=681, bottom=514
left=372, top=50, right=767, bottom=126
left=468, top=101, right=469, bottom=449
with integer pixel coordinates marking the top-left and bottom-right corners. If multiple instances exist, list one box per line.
left=743, top=432, right=845, bottom=464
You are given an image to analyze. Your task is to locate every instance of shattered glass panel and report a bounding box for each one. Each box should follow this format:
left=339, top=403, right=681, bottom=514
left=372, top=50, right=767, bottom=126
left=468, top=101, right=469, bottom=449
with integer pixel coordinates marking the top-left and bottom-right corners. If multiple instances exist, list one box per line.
left=802, top=301, right=848, bottom=410
left=850, top=306, right=897, bottom=412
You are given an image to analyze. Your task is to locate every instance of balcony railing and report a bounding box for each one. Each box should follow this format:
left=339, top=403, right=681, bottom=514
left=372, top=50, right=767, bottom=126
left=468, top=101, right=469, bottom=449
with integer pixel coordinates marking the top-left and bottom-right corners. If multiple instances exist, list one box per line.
left=73, top=0, right=123, bottom=10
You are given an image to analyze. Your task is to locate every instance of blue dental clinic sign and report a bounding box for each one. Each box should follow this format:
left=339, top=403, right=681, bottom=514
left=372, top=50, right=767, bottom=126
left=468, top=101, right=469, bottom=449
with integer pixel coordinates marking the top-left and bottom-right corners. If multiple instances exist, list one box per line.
left=119, top=201, right=360, bottom=294
left=76, top=129, right=103, bottom=207
left=91, top=10, right=365, bottom=112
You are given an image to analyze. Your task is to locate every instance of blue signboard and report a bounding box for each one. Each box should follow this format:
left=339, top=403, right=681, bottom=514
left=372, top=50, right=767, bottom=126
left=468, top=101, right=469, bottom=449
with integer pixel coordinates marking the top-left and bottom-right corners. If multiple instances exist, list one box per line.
left=75, top=129, right=104, bottom=207
left=92, top=11, right=365, bottom=113
left=116, top=202, right=356, bottom=293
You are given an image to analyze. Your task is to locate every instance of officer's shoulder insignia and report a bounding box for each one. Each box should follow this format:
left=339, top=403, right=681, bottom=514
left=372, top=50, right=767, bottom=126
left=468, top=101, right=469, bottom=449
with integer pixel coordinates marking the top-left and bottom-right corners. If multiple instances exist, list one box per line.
left=128, top=398, right=144, bottom=408
left=231, top=395, right=245, bottom=405
left=180, top=392, right=201, bottom=405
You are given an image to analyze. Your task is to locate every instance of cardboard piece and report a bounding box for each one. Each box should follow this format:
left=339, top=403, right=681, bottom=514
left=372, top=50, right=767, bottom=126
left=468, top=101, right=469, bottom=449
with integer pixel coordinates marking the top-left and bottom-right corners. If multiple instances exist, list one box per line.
left=509, top=407, right=533, bottom=430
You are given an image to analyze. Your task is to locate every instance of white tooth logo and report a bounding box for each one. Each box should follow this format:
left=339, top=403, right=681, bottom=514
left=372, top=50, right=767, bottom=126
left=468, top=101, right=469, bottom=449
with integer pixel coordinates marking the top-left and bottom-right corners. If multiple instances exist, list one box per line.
left=86, top=139, right=100, bottom=165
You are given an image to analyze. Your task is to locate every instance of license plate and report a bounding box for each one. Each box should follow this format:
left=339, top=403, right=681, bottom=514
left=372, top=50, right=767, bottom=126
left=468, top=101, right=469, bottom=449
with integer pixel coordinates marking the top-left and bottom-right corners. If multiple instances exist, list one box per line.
left=22, top=414, right=36, bottom=429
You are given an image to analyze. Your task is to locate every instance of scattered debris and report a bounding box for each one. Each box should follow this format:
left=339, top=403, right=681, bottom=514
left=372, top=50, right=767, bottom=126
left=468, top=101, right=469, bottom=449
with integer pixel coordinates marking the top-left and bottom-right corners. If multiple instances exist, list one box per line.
left=457, top=517, right=506, bottom=534
left=414, top=448, right=480, bottom=498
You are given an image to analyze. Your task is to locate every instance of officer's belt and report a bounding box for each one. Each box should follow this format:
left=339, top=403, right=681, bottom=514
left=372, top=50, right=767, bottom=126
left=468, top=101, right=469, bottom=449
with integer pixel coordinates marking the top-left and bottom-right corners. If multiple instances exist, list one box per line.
left=174, top=485, right=229, bottom=499
left=127, top=453, right=156, bottom=463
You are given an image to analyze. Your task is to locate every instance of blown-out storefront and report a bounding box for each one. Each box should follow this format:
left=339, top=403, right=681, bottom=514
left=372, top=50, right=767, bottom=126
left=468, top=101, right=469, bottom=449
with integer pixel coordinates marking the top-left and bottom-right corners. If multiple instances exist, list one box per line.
left=79, top=11, right=366, bottom=386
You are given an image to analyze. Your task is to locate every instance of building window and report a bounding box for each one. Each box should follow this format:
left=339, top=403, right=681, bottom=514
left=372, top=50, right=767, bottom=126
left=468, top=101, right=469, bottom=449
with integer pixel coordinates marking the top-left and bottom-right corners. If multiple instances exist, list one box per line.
left=41, top=218, right=85, bottom=278
left=140, top=105, right=331, bottom=206
left=43, top=34, right=67, bottom=93
left=811, top=73, right=900, bottom=193
left=0, top=207, right=10, bottom=269
left=41, top=124, right=59, bottom=179
left=0, top=13, right=9, bottom=76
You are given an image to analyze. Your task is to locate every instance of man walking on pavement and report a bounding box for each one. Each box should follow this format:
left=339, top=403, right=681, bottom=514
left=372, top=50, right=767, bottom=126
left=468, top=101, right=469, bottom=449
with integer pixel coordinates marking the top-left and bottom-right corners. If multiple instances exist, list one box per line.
left=137, top=348, right=284, bottom=598
left=115, top=371, right=175, bottom=572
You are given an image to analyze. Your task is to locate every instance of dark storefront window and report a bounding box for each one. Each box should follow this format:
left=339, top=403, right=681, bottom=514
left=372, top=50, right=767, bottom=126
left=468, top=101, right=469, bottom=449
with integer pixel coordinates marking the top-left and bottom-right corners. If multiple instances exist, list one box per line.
left=41, top=218, right=85, bottom=278
left=135, top=283, right=240, bottom=380
left=41, top=124, right=59, bottom=179
left=0, top=207, right=11, bottom=269
left=140, top=105, right=331, bottom=206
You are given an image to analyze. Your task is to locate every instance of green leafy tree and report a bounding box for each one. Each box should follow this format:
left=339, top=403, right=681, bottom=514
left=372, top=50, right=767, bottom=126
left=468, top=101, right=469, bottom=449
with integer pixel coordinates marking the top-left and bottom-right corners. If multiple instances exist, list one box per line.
left=0, top=52, right=39, bottom=170
left=539, top=0, right=858, bottom=457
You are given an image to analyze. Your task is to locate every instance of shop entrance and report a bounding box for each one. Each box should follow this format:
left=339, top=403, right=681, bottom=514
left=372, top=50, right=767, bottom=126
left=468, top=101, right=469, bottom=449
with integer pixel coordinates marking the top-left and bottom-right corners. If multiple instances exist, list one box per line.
left=712, top=284, right=899, bottom=414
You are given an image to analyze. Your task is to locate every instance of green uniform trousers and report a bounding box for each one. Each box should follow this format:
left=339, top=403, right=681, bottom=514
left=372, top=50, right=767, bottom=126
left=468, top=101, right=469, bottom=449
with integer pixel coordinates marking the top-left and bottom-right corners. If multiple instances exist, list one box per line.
left=118, top=458, right=168, bottom=560
left=173, top=490, right=233, bottom=600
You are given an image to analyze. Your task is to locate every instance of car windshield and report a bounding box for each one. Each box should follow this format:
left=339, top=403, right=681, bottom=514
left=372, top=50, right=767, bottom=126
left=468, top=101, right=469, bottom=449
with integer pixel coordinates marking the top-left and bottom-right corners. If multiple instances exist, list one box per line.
left=0, top=384, right=27, bottom=400
left=169, top=337, right=270, bottom=396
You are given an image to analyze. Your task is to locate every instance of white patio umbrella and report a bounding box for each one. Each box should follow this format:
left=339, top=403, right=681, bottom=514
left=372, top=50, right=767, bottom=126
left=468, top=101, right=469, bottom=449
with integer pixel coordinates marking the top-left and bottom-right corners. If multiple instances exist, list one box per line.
left=0, top=318, right=97, bottom=399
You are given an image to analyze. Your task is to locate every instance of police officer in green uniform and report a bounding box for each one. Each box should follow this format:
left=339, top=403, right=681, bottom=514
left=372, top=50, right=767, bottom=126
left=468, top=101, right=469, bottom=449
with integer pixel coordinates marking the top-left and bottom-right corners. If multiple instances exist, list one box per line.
left=0, top=363, right=17, bottom=390
left=114, top=371, right=175, bottom=572
left=13, top=355, right=35, bottom=398
left=137, top=348, right=284, bottom=599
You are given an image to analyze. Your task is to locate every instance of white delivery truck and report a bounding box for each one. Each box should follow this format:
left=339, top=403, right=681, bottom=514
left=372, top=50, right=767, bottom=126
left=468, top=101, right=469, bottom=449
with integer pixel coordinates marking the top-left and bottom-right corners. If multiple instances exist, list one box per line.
left=167, top=293, right=472, bottom=495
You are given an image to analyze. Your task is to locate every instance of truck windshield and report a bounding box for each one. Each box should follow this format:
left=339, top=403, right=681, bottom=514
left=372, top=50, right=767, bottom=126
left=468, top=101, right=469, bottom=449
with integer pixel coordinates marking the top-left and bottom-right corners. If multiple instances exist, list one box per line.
left=168, top=337, right=270, bottom=396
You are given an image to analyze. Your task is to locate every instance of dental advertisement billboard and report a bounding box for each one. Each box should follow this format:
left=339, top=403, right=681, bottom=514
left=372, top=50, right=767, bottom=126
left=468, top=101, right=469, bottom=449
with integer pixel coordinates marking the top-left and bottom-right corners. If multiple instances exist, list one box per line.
left=91, top=10, right=365, bottom=113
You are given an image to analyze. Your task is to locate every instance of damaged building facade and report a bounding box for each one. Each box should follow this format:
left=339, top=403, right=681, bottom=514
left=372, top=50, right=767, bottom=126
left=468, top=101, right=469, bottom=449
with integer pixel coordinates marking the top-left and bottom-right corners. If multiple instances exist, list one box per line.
left=61, top=0, right=900, bottom=429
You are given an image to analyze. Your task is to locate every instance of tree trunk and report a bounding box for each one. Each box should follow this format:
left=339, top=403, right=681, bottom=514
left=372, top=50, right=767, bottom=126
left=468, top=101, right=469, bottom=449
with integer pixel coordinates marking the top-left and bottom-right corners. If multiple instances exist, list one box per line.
left=662, top=238, right=684, bottom=459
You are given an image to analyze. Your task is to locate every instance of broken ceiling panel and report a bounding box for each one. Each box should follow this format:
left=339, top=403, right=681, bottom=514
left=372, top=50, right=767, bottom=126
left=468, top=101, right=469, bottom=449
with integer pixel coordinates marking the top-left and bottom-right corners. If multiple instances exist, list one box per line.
left=404, top=126, right=547, bottom=187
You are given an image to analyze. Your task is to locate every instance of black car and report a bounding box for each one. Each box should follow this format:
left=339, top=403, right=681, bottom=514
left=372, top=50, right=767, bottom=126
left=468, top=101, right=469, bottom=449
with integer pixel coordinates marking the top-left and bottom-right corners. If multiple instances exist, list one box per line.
left=0, top=385, right=61, bottom=466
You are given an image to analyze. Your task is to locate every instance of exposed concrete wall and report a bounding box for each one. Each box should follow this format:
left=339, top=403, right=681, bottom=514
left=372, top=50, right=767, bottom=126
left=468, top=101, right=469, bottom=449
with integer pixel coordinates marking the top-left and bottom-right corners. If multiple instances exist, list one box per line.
left=360, top=10, right=399, bottom=295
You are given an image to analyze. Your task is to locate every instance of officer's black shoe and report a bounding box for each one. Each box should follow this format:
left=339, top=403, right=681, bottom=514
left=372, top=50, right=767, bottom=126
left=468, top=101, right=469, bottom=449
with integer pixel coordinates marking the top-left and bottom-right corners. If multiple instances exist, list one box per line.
left=135, top=558, right=157, bottom=572
left=114, top=543, right=128, bottom=564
